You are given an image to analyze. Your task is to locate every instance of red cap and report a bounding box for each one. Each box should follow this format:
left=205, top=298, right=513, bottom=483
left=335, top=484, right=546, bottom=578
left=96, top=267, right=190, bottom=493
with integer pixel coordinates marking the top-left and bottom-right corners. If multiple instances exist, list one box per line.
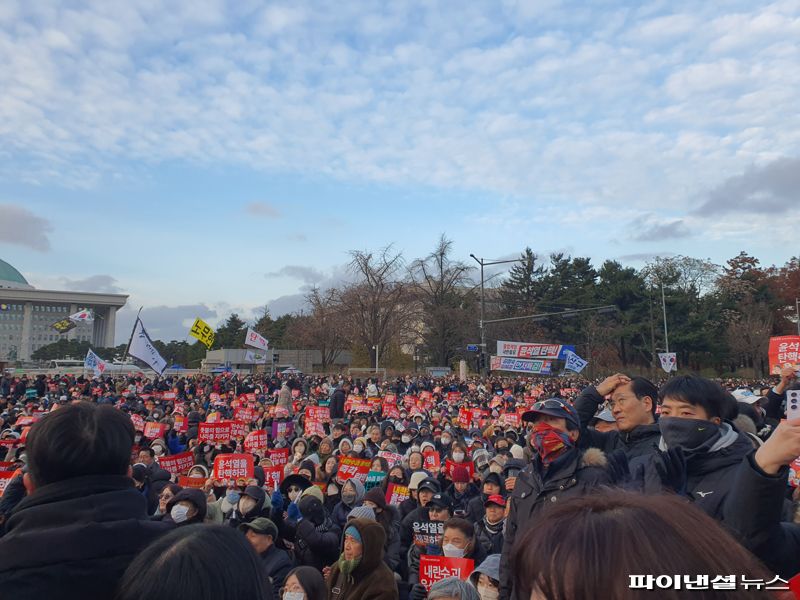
left=484, top=494, right=506, bottom=507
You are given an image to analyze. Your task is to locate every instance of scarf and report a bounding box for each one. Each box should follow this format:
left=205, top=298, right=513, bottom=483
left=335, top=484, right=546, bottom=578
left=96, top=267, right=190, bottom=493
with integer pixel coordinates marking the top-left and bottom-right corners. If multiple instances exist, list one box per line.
left=531, top=422, right=573, bottom=465
left=337, top=552, right=361, bottom=580
left=483, top=515, right=504, bottom=535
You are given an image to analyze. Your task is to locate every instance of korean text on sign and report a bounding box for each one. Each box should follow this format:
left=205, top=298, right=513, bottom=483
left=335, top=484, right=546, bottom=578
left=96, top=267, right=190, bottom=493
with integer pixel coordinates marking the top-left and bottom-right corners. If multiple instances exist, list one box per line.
left=213, top=453, right=254, bottom=480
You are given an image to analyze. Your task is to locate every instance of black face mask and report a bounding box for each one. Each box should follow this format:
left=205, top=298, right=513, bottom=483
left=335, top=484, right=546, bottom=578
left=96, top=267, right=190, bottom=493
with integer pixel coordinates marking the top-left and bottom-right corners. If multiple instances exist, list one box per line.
left=390, top=476, right=404, bottom=484
left=659, top=417, right=720, bottom=451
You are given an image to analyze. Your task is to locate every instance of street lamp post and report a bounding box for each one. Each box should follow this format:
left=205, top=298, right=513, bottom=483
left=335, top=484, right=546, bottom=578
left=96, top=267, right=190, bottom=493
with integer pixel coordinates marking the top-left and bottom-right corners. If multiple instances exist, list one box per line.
left=469, top=254, right=522, bottom=374
left=372, top=344, right=379, bottom=373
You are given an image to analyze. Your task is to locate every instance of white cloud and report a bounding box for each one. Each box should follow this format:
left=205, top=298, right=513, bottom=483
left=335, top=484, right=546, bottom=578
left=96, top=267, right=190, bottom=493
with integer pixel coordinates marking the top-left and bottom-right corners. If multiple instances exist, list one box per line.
left=0, top=204, right=52, bottom=251
left=244, top=201, right=281, bottom=217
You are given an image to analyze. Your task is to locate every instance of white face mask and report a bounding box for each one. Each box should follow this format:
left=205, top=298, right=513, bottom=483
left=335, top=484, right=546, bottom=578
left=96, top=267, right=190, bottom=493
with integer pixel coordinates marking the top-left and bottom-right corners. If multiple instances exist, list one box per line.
left=441, top=436, right=452, bottom=445
left=478, top=584, right=499, bottom=600
left=288, top=490, right=301, bottom=503
left=284, top=592, right=305, bottom=600
left=353, top=444, right=364, bottom=453
left=239, top=497, right=258, bottom=514
left=401, top=435, right=411, bottom=443
left=452, top=452, right=465, bottom=463
left=442, top=543, right=466, bottom=558
left=170, top=504, right=190, bottom=524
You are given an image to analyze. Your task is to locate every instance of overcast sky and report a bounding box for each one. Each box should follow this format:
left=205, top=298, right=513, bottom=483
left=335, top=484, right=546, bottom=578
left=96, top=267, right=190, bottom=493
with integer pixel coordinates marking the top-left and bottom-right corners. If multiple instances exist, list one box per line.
left=1, top=0, right=798, bottom=342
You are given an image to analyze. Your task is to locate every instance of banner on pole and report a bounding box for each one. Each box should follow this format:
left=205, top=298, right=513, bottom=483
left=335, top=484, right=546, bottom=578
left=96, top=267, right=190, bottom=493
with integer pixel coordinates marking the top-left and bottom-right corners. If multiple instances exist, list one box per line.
left=490, top=356, right=552, bottom=374
left=658, top=352, right=677, bottom=373
left=564, top=350, right=588, bottom=373
left=768, top=336, right=800, bottom=374
left=496, top=341, right=575, bottom=360
left=128, top=318, right=167, bottom=375
left=189, top=318, right=215, bottom=349
left=244, top=328, right=269, bottom=351
left=84, top=349, right=107, bottom=376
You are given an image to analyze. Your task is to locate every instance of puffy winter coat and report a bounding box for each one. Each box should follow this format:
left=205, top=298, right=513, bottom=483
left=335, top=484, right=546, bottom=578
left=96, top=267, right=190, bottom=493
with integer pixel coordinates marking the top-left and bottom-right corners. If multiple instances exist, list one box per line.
left=328, top=518, right=399, bottom=600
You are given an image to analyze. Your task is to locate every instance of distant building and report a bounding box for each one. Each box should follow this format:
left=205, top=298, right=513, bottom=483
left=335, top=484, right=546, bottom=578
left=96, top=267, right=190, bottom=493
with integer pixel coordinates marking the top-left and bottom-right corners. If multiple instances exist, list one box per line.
left=0, top=259, right=128, bottom=361
left=202, top=348, right=353, bottom=374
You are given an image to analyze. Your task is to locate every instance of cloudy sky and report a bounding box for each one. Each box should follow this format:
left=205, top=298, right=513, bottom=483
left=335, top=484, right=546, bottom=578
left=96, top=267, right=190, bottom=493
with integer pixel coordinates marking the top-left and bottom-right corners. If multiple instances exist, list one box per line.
left=1, top=0, right=798, bottom=342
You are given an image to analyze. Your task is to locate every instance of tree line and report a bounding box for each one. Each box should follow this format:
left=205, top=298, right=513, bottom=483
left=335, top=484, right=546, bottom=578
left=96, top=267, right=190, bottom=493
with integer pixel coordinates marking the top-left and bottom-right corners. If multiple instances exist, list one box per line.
left=32, top=237, right=799, bottom=377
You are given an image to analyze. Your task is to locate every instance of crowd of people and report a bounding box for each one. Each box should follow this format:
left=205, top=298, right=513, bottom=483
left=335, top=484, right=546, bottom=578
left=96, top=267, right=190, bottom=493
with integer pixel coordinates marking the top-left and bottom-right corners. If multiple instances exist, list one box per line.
left=0, top=365, right=798, bottom=599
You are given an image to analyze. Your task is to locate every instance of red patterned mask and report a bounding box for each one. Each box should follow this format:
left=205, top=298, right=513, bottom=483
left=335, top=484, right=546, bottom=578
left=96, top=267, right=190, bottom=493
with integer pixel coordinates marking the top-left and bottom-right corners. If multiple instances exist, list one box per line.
left=530, top=422, right=573, bottom=465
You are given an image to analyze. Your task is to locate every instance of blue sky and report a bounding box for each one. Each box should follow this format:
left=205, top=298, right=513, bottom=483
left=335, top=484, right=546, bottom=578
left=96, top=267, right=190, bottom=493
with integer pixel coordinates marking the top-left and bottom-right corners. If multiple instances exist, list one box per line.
left=1, top=0, right=798, bottom=342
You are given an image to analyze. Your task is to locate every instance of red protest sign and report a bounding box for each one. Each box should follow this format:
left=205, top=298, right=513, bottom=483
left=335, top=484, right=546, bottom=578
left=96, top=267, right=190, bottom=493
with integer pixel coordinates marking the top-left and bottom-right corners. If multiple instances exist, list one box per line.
left=244, top=429, right=268, bottom=452
left=378, top=451, right=404, bottom=467
left=213, top=453, right=254, bottom=480
left=458, top=408, right=471, bottom=429
left=267, top=448, right=290, bottom=468
left=769, top=336, right=800, bottom=374
left=349, top=401, right=372, bottom=414
left=503, top=412, right=521, bottom=428
left=447, top=392, right=462, bottom=402
left=130, top=414, right=145, bottom=432
left=0, top=461, right=14, bottom=471
left=15, top=415, right=38, bottom=427
left=423, top=451, right=441, bottom=471
left=419, top=555, right=474, bottom=591
left=222, top=420, right=249, bottom=439
left=163, top=391, right=177, bottom=401
left=173, top=414, right=188, bottom=434
left=157, top=451, right=194, bottom=475
left=386, top=483, right=411, bottom=506
left=306, top=406, right=331, bottom=423
left=143, top=422, right=167, bottom=440
left=304, top=420, right=326, bottom=438
left=382, top=400, right=400, bottom=419
left=0, top=471, right=16, bottom=496
left=178, top=476, right=207, bottom=489
left=262, top=465, right=283, bottom=491
left=445, top=459, right=474, bottom=480
left=198, top=422, right=232, bottom=443
left=338, top=457, right=371, bottom=483
left=384, top=393, right=396, bottom=403
left=234, top=407, right=255, bottom=423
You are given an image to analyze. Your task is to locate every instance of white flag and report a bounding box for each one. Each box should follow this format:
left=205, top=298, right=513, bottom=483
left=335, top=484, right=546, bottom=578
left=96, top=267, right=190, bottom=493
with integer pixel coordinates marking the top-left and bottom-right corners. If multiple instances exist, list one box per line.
left=244, top=327, right=268, bottom=351
left=128, top=318, right=167, bottom=374
left=84, top=349, right=107, bottom=376
left=564, top=350, right=588, bottom=373
left=69, top=308, right=94, bottom=324
left=658, top=352, right=677, bottom=373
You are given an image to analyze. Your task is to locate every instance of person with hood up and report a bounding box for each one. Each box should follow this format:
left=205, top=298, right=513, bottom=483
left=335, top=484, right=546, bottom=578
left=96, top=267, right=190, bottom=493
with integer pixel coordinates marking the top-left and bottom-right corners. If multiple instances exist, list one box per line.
left=469, top=554, right=501, bottom=600
left=294, top=493, right=341, bottom=571
left=332, top=478, right=365, bottom=529
left=466, top=471, right=504, bottom=523
left=165, top=488, right=207, bottom=526
left=363, top=486, right=402, bottom=570
left=228, top=485, right=270, bottom=528
left=327, top=518, right=399, bottom=600
left=574, top=373, right=661, bottom=460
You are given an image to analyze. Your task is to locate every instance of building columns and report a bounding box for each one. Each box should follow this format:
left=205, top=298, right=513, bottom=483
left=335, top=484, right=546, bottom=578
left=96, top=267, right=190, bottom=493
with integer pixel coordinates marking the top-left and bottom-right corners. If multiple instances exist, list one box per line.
left=19, top=302, right=32, bottom=361
left=105, top=307, right=116, bottom=348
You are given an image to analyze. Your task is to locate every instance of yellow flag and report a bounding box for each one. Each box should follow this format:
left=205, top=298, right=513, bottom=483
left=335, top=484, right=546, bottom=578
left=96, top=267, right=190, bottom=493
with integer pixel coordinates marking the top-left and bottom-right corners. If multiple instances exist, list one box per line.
left=189, top=318, right=215, bottom=349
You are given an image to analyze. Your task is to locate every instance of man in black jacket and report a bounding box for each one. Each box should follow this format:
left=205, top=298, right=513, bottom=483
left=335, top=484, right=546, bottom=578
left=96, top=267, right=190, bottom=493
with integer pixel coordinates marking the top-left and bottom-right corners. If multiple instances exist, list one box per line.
left=500, top=398, right=613, bottom=600
left=0, top=402, right=173, bottom=600
left=330, top=383, right=348, bottom=420
left=240, top=517, right=294, bottom=596
left=575, top=373, right=661, bottom=460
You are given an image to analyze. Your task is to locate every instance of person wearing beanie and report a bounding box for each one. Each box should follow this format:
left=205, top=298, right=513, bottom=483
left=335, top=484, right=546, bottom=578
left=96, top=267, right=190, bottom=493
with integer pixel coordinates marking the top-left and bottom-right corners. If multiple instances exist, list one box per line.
left=399, top=471, right=429, bottom=520
left=326, top=518, right=398, bottom=600
left=363, top=486, right=402, bottom=571
left=294, top=495, right=341, bottom=571
left=445, top=465, right=480, bottom=516
left=228, top=485, right=269, bottom=529
left=347, top=505, right=376, bottom=521
left=509, top=444, right=525, bottom=460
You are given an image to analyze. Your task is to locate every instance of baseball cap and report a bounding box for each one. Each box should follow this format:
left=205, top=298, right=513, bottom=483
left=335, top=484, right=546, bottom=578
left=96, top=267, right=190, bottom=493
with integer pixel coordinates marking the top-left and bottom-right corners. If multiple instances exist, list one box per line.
left=408, top=471, right=429, bottom=491
left=418, top=477, right=441, bottom=493
left=239, top=517, right=278, bottom=539
left=594, top=407, right=615, bottom=423
left=428, top=492, right=453, bottom=511
left=522, top=398, right=580, bottom=429
left=732, top=388, right=760, bottom=404
left=484, top=494, right=506, bottom=508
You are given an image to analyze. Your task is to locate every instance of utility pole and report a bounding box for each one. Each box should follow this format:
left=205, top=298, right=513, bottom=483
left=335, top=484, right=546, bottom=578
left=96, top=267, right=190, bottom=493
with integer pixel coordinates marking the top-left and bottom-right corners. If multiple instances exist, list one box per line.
left=661, top=281, right=669, bottom=353
left=469, top=254, right=521, bottom=375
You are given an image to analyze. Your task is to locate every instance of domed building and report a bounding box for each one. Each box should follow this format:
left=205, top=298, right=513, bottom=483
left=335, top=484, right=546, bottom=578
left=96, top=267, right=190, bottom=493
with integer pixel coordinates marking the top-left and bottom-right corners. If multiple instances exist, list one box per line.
left=0, top=259, right=128, bottom=362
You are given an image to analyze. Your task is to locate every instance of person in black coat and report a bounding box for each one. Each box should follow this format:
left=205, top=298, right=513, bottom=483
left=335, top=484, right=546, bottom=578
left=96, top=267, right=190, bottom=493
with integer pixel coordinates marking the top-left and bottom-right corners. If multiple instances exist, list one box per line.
left=574, top=373, right=661, bottom=461
left=500, top=399, right=614, bottom=600
left=240, top=517, right=294, bottom=597
left=294, top=495, right=341, bottom=571
left=465, top=471, right=504, bottom=523
left=330, top=384, right=348, bottom=420
left=0, top=403, right=173, bottom=600
left=723, top=416, right=800, bottom=579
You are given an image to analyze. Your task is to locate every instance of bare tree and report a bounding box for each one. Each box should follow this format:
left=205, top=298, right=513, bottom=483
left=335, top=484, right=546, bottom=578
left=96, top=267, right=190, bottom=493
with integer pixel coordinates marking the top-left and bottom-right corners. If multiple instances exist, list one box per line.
left=409, top=235, right=475, bottom=366
left=285, top=287, right=349, bottom=372
left=338, top=246, right=414, bottom=368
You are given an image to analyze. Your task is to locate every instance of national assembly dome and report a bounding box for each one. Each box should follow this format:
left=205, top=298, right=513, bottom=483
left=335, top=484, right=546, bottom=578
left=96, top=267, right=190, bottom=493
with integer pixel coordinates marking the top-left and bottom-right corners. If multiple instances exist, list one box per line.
left=0, top=258, right=33, bottom=290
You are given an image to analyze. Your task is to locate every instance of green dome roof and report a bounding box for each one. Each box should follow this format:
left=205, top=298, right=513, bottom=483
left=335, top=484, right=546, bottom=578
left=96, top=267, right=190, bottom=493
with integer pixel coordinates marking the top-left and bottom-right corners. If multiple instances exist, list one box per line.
left=0, top=259, right=29, bottom=285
